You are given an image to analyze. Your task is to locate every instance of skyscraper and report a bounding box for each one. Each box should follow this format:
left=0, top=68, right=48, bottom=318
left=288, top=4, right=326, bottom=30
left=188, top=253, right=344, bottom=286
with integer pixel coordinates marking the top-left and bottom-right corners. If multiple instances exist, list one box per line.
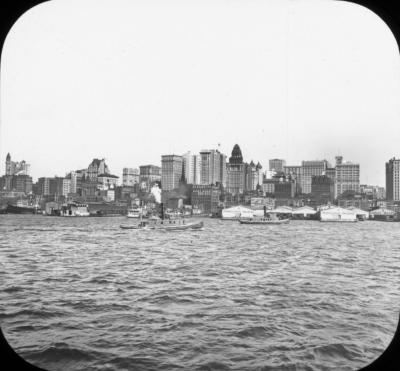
left=226, top=144, right=246, bottom=194
left=335, top=157, right=360, bottom=198
left=161, top=155, right=183, bottom=191
left=386, top=157, right=400, bottom=201
left=182, top=151, right=202, bottom=185
left=200, top=149, right=226, bottom=186
left=5, top=153, right=30, bottom=176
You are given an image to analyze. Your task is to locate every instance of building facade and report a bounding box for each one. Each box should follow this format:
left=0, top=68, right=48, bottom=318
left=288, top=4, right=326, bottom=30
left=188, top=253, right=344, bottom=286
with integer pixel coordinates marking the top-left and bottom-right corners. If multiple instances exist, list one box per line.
left=300, top=160, right=329, bottom=194
left=386, top=157, right=400, bottom=201
left=122, top=168, right=139, bottom=187
left=5, top=153, right=30, bottom=176
left=200, top=149, right=226, bottom=187
left=226, top=144, right=246, bottom=194
left=269, top=159, right=286, bottom=173
left=87, top=158, right=110, bottom=181
left=182, top=152, right=202, bottom=184
left=335, top=157, right=360, bottom=199
left=161, top=155, right=183, bottom=191
left=191, top=184, right=221, bottom=214
left=139, top=165, right=161, bottom=192
left=311, top=175, right=334, bottom=206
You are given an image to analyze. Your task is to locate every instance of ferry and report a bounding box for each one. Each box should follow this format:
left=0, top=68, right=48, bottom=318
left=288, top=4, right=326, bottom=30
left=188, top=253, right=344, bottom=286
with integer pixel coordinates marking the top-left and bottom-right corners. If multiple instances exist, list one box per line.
left=127, top=208, right=143, bottom=218
left=120, top=219, right=203, bottom=231
left=60, top=202, right=90, bottom=217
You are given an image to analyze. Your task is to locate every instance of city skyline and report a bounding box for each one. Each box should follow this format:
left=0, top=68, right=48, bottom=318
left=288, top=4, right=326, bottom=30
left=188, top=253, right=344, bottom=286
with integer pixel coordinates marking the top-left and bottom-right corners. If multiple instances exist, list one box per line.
left=0, top=148, right=394, bottom=189
left=1, top=0, right=400, bottom=186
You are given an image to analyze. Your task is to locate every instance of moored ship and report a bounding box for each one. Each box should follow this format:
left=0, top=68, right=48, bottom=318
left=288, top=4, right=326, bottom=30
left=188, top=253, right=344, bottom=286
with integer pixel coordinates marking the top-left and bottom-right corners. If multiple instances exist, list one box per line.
left=6, top=200, right=41, bottom=214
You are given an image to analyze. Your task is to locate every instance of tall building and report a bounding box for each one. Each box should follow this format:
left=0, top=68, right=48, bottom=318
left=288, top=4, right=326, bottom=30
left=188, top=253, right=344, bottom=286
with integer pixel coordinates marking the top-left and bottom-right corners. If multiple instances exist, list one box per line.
left=122, top=168, right=139, bottom=186
left=335, top=157, right=360, bottom=198
left=269, top=159, right=286, bottom=173
left=311, top=175, right=334, bottom=205
left=5, top=153, right=30, bottom=176
left=182, top=152, right=202, bottom=184
left=386, top=158, right=400, bottom=201
left=161, top=155, right=183, bottom=191
left=200, top=149, right=226, bottom=186
left=226, top=144, right=246, bottom=194
left=66, top=171, right=78, bottom=194
left=248, top=161, right=263, bottom=191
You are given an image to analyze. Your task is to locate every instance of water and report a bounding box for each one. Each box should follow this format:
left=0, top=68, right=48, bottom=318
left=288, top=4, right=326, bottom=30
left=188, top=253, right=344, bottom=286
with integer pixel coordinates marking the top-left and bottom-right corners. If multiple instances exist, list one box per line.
left=0, top=215, right=399, bottom=371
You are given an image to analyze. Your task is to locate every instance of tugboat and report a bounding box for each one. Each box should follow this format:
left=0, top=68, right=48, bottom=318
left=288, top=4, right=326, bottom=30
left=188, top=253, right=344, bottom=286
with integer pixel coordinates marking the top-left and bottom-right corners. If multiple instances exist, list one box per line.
left=120, top=203, right=204, bottom=231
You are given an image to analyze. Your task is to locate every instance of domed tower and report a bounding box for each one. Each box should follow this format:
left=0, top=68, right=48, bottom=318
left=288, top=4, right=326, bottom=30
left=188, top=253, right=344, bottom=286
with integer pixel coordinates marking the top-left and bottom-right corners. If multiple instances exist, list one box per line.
left=5, top=153, right=11, bottom=176
left=229, top=144, right=243, bottom=164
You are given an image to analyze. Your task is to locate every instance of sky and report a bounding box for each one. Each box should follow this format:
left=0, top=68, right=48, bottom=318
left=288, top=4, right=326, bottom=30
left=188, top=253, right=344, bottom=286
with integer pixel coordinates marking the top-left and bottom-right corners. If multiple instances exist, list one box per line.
left=1, top=0, right=400, bottom=186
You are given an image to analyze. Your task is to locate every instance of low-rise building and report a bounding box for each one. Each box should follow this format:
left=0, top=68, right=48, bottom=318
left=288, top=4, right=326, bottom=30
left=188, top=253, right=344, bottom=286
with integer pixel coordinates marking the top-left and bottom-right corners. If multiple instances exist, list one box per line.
left=191, top=184, right=221, bottom=214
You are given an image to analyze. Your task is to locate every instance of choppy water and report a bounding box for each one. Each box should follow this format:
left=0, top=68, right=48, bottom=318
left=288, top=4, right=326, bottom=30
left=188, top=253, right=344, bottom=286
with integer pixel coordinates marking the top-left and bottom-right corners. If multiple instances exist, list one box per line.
left=0, top=215, right=399, bottom=371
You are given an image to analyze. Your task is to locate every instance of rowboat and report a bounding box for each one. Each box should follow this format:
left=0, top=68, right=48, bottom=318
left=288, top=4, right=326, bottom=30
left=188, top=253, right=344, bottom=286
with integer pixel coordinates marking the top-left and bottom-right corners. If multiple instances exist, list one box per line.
left=239, top=218, right=290, bottom=225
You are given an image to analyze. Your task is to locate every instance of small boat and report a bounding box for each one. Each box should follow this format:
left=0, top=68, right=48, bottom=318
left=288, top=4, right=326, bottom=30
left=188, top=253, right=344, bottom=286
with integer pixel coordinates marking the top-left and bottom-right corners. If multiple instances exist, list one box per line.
left=120, top=220, right=154, bottom=230
left=239, top=218, right=290, bottom=225
left=160, top=220, right=204, bottom=231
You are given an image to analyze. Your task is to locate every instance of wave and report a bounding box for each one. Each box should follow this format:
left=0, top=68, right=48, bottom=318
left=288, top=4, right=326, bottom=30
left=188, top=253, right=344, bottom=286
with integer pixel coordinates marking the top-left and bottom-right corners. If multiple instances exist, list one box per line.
left=235, top=326, right=270, bottom=338
left=196, top=361, right=231, bottom=370
left=3, top=285, right=24, bottom=294
left=2, top=308, right=68, bottom=320
left=312, top=343, right=361, bottom=360
left=24, top=344, right=92, bottom=363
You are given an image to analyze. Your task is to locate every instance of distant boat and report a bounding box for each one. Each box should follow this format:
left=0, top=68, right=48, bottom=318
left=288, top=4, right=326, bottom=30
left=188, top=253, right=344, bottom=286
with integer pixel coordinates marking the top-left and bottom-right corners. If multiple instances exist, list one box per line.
left=60, top=202, right=90, bottom=217
left=120, top=219, right=204, bottom=231
left=6, top=204, right=40, bottom=214
left=239, top=218, right=290, bottom=225
left=161, top=220, right=204, bottom=231
left=127, top=208, right=143, bottom=218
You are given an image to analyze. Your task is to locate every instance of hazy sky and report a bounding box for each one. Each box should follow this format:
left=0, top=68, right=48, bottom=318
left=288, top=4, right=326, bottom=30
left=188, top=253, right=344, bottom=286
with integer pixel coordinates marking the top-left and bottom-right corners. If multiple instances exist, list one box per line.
left=1, top=0, right=400, bottom=186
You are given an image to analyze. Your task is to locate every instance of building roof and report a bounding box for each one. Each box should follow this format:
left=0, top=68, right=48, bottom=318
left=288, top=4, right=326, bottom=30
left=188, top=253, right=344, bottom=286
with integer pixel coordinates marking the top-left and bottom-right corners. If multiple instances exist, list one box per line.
left=320, top=206, right=357, bottom=215
left=370, top=208, right=395, bottom=216
left=270, top=206, right=293, bottom=214
left=90, top=158, right=103, bottom=167
left=292, top=206, right=317, bottom=215
left=346, top=206, right=369, bottom=216
left=98, top=173, right=119, bottom=178
left=229, top=144, right=243, bottom=164
left=223, top=206, right=253, bottom=212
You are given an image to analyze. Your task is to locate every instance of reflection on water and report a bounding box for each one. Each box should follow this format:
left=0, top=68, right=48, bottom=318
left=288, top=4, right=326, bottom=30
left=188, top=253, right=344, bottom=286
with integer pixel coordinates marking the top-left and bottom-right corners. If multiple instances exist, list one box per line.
left=0, top=215, right=399, bottom=371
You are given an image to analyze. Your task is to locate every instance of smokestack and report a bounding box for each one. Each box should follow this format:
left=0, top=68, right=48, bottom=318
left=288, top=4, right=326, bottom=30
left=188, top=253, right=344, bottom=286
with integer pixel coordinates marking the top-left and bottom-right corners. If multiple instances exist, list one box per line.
left=160, top=203, right=164, bottom=220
